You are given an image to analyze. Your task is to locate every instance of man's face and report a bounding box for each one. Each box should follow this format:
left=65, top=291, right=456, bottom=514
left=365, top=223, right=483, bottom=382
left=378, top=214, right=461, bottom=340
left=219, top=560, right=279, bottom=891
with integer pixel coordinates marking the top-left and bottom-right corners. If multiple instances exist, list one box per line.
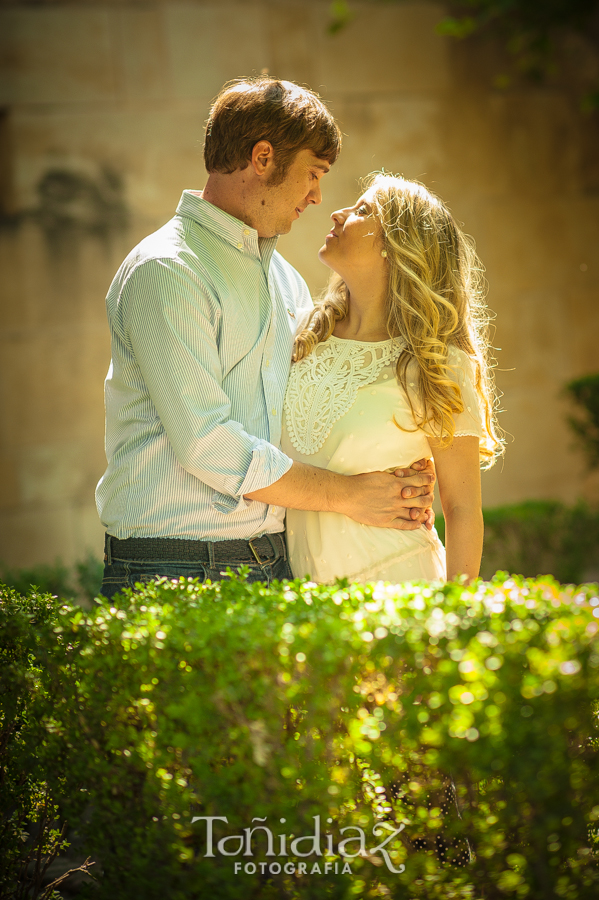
left=256, top=149, right=330, bottom=238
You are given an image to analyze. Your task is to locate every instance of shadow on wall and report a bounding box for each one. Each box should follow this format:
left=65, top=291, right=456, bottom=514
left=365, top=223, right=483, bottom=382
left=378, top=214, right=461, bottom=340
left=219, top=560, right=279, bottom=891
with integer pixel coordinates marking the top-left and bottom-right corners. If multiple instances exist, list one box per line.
left=32, top=167, right=128, bottom=240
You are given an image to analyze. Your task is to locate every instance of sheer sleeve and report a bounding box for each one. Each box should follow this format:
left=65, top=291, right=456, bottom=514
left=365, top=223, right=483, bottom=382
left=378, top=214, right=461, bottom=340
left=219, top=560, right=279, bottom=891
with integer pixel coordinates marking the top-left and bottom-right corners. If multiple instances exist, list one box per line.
left=447, top=346, right=485, bottom=439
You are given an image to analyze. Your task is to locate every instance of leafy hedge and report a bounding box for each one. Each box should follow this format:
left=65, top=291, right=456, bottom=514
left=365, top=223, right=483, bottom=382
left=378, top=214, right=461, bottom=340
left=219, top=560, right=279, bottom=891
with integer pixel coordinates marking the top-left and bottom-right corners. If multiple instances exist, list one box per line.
left=0, top=553, right=103, bottom=606
left=1, top=572, right=599, bottom=899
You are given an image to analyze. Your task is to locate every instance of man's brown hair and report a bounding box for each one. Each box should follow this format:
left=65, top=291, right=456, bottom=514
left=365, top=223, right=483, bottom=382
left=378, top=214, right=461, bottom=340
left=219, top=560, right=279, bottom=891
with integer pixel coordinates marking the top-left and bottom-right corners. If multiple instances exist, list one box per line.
left=204, top=77, right=341, bottom=182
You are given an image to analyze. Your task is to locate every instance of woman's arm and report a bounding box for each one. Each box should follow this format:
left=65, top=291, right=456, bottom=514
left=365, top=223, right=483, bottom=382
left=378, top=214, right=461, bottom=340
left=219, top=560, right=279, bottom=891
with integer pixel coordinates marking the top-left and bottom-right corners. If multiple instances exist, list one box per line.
left=429, top=435, right=483, bottom=582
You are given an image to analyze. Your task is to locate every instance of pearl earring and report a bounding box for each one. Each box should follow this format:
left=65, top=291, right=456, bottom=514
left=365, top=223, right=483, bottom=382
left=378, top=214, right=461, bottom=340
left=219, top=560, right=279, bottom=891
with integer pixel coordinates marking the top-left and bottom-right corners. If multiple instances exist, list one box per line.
left=380, top=250, right=387, bottom=257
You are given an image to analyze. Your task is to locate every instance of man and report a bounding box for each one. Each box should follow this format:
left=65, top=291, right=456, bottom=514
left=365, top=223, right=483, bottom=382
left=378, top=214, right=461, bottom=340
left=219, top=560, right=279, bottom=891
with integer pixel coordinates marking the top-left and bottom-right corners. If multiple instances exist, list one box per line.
left=96, top=77, right=434, bottom=599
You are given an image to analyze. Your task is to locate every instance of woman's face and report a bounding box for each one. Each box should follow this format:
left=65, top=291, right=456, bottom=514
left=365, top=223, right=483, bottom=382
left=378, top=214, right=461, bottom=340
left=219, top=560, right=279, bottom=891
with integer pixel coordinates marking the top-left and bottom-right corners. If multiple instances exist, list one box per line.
left=319, top=187, right=386, bottom=279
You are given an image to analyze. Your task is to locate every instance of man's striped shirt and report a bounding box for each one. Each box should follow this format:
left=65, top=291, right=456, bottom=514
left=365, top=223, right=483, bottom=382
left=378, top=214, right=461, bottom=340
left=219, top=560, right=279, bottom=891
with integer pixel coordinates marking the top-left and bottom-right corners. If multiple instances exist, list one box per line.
left=96, top=190, right=313, bottom=540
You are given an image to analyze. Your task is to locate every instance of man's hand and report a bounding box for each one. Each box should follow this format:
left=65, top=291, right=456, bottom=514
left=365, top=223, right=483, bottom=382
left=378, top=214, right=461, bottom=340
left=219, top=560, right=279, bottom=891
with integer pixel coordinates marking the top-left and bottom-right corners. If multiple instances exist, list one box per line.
left=245, top=458, right=435, bottom=530
left=336, top=458, right=435, bottom=531
left=422, top=507, right=436, bottom=531
left=394, top=458, right=436, bottom=530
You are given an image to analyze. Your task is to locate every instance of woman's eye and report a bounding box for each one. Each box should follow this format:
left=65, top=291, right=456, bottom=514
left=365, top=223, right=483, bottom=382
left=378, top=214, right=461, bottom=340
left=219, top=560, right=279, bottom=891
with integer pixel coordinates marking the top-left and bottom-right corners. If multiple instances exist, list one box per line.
left=357, top=205, right=368, bottom=215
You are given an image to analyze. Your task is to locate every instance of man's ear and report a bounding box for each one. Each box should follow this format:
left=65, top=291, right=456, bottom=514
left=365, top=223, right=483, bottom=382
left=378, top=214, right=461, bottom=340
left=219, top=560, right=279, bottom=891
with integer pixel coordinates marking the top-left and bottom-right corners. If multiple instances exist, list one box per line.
left=251, top=140, right=276, bottom=178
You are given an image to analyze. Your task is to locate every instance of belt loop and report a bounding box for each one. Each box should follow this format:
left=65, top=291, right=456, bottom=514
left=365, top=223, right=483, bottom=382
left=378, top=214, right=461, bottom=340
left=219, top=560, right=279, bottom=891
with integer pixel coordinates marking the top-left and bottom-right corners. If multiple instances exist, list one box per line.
left=105, top=533, right=112, bottom=566
left=279, top=533, right=287, bottom=562
left=266, top=533, right=280, bottom=562
left=207, top=541, right=215, bottom=568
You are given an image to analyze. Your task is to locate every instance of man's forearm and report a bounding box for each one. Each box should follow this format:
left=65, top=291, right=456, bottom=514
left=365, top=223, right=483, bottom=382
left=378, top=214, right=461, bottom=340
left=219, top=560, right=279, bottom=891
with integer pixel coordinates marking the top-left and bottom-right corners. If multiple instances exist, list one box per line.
left=246, top=462, right=347, bottom=512
left=245, top=461, right=434, bottom=530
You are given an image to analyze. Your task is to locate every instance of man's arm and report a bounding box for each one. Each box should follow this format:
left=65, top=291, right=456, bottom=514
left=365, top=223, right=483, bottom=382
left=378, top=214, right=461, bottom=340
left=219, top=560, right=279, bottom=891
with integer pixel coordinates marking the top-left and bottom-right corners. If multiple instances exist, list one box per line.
left=246, top=459, right=435, bottom=531
left=121, top=259, right=294, bottom=510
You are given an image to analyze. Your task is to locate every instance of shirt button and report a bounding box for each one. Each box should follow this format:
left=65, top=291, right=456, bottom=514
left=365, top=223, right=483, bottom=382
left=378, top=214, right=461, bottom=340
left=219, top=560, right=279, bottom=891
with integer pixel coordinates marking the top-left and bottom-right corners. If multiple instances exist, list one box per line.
left=243, top=229, right=250, bottom=235
left=237, top=242, right=243, bottom=250
left=265, top=359, right=270, bottom=367
left=272, top=408, right=277, bottom=415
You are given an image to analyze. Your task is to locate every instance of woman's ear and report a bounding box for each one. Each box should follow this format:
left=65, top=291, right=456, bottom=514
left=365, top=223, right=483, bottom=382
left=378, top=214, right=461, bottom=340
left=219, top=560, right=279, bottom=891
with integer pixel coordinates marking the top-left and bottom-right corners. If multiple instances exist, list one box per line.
left=251, top=140, right=275, bottom=178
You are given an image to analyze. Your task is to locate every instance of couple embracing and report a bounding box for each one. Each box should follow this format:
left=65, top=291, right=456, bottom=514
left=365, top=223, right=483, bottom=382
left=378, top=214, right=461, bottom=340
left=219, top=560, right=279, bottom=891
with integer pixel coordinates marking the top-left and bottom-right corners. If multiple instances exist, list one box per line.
left=97, top=77, right=503, bottom=601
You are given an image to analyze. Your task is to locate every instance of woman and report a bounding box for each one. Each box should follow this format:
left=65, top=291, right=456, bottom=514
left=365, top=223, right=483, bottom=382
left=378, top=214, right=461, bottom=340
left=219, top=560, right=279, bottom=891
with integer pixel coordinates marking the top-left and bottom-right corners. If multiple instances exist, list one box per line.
left=281, top=174, right=503, bottom=584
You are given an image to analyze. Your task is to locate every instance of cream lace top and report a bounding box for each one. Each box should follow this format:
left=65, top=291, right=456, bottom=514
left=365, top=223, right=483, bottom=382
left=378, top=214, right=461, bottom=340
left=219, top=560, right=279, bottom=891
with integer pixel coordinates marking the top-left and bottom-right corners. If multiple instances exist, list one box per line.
left=281, top=336, right=485, bottom=584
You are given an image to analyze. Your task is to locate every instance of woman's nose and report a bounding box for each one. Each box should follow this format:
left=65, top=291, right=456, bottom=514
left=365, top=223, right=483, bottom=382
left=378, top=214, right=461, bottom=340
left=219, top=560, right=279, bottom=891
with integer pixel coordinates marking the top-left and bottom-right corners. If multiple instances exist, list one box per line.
left=331, top=208, right=346, bottom=225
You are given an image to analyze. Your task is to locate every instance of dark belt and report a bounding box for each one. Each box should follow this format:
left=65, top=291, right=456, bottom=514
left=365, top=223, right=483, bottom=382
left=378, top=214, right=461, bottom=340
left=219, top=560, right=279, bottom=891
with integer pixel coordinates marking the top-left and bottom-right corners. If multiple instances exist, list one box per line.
left=104, top=532, right=286, bottom=567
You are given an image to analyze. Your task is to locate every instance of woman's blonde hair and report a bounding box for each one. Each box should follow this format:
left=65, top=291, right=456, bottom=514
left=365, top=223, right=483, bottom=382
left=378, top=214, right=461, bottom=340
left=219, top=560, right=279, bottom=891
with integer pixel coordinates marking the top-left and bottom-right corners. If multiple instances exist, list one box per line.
left=293, top=173, right=504, bottom=468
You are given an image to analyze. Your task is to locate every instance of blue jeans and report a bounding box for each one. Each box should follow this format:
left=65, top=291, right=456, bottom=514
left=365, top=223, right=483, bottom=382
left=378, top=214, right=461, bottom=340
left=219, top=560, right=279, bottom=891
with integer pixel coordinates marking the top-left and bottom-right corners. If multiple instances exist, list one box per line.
left=100, top=532, right=292, bottom=602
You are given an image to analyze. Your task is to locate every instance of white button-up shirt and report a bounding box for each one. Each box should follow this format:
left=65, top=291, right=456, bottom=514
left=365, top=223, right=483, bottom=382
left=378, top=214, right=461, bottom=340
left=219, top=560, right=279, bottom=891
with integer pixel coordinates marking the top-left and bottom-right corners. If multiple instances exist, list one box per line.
left=96, top=190, right=313, bottom=541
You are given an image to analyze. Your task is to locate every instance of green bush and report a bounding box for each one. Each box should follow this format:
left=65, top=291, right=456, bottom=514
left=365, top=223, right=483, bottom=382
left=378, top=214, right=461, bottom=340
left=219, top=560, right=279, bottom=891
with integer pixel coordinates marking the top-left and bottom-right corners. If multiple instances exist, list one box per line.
left=0, top=586, right=94, bottom=900
left=566, top=374, right=599, bottom=469
left=0, top=553, right=103, bottom=606
left=435, top=501, right=599, bottom=583
left=0, top=561, right=73, bottom=602
left=1, top=573, right=599, bottom=899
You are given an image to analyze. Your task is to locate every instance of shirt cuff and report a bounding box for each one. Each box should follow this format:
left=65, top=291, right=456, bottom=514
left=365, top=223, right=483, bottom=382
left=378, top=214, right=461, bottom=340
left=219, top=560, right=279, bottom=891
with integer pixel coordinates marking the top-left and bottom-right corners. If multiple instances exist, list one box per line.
left=211, top=444, right=293, bottom=515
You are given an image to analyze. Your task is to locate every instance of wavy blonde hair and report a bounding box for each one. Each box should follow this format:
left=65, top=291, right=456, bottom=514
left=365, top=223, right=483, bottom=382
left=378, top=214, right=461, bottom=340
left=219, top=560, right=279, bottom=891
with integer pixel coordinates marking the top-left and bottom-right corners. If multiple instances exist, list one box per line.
left=293, top=173, right=504, bottom=468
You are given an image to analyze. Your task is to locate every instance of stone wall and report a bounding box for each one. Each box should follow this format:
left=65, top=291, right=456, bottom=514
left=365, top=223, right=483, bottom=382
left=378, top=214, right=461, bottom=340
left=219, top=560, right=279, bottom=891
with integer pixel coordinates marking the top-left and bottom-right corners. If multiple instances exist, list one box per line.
left=1, top=0, right=598, bottom=568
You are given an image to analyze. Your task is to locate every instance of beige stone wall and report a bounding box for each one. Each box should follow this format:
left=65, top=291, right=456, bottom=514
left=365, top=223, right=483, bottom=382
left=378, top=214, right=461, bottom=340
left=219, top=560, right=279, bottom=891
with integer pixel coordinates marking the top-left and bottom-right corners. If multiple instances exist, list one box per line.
left=1, top=0, right=598, bottom=568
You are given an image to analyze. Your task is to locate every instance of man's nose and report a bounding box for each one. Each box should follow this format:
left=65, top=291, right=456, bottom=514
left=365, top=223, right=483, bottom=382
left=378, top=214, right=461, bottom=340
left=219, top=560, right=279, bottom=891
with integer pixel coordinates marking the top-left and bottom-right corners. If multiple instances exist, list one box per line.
left=308, top=182, right=322, bottom=205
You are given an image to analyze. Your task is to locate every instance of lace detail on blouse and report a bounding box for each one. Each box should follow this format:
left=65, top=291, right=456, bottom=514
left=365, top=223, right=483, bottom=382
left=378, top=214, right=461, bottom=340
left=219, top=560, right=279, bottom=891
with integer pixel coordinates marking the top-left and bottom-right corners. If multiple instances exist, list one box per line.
left=284, top=336, right=403, bottom=456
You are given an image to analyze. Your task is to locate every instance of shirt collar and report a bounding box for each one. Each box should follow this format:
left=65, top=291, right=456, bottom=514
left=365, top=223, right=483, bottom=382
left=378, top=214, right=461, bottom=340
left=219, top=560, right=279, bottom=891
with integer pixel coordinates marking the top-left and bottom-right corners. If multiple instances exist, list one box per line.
left=176, top=190, right=278, bottom=266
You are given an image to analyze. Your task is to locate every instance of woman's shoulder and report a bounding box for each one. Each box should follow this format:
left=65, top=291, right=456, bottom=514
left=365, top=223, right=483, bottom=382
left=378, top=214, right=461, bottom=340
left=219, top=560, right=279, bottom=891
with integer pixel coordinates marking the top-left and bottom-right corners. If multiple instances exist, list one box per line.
left=446, top=344, right=478, bottom=383
left=446, top=343, right=473, bottom=364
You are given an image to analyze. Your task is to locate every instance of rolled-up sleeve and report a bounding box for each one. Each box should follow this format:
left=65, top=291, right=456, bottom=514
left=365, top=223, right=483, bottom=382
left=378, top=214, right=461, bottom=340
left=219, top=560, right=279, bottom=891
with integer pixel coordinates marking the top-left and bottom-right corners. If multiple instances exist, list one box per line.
left=212, top=445, right=292, bottom=513
left=121, top=258, right=293, bottom=506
